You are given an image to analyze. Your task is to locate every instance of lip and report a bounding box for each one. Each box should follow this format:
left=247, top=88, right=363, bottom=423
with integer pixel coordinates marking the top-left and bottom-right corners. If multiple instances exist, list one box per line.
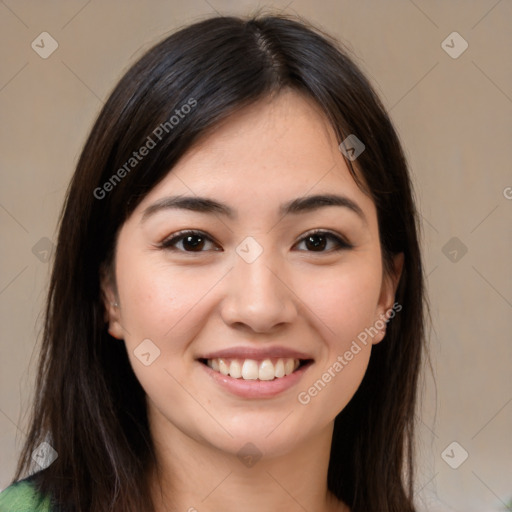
left=198, top=346, right=314, bottom=360
left=199, top=359, right=314, bottom=399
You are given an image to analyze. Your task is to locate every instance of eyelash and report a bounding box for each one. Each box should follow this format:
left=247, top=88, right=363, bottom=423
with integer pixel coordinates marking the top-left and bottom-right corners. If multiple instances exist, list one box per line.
left=159, top=229, right=353, bottom=254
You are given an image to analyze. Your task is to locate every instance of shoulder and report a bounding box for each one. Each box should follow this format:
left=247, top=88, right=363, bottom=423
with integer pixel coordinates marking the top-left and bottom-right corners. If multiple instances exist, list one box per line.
left=0, top=477, right=53, bottom=512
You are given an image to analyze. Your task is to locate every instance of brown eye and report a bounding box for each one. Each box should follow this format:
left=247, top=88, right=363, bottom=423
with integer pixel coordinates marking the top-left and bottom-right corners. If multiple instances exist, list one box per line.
left=161, top=230, right=220, bottom=252
left=160, top=229, right=351, bottom=254
left=181, top=234, right=206, bottom=251
left=296, top=230, right=352, bottom=252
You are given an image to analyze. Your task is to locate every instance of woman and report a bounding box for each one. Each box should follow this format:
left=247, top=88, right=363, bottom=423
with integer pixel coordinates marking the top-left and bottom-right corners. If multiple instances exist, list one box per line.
left=0, top=13, right=427, bottom=512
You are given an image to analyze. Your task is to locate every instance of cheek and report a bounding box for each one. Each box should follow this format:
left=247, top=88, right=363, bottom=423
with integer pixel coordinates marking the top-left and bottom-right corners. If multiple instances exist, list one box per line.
left=114, top=255, right=222, bottom=422
left=292, top=257, right=381, bottom=414
left=115, top=251, right=224, bottom=352
left=297, top=256, right=383, bottom=347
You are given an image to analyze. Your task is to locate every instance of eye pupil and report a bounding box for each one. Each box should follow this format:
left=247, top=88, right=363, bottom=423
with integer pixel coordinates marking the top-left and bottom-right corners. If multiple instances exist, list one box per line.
left=305, top=234, right=327, bottom=251
left=184, top=235, right=204, bottom=251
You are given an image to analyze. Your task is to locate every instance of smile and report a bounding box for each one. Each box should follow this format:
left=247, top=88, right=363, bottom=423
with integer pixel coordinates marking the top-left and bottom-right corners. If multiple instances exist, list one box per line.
left=203, top=357, right=302, bottom=380
left=198, top=357, right=313, bottom=399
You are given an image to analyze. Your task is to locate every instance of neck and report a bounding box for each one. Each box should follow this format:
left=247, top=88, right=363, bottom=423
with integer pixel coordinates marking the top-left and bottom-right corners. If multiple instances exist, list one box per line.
left=147, top=409, right=348, bottom=512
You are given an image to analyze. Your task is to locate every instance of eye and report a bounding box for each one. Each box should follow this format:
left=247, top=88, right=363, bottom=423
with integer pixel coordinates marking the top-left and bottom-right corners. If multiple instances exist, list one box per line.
left=160, top=230, right=220, bottom=253
left=160, top=229, right=352, bottom=254
left=294, top=229, right=353, bottom=252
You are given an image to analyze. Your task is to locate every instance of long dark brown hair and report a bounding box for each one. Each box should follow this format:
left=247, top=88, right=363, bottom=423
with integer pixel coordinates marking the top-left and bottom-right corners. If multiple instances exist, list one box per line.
left=11, top=12, right=428, bottom=512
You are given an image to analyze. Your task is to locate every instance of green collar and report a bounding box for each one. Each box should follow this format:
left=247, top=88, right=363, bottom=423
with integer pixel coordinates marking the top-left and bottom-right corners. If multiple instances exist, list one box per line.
left=0, top=478, right=52, bottom=512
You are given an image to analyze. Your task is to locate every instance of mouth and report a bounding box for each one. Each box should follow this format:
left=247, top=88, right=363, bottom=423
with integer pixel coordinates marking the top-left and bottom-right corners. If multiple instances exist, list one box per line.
left=198, top=357, right=313, bottom=381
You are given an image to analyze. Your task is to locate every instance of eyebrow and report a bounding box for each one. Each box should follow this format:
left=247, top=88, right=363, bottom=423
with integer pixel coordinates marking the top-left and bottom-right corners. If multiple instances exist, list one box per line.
left=141, top=193, right=366, bottom=224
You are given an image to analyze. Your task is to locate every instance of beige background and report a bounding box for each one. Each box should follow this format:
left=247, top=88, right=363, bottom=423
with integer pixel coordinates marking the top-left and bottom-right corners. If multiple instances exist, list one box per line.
left=1, top=1, right=511, bottom=511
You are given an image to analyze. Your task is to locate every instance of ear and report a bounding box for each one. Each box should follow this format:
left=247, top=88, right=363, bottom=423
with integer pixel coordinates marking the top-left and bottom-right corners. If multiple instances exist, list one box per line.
left=372, top=252, right=404, bottom=344
left=99, top=264, right=124, bottom=340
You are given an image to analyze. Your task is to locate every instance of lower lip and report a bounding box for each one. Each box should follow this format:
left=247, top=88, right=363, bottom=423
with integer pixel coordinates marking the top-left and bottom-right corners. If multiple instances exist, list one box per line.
left=199, top=361, right=312, bottom=399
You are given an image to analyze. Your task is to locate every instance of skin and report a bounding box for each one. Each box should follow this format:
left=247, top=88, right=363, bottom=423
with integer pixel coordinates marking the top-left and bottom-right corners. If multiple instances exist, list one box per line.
left=103, top=89, right=403, bottom=512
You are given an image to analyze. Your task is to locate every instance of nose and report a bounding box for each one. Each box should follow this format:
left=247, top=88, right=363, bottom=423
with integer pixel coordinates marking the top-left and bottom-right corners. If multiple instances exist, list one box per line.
left=220, top=244, right=298, bottom=333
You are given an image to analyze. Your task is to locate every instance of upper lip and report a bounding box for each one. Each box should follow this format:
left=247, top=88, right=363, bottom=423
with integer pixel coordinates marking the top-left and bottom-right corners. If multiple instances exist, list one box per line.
left=198, top=346, right=314, bottom=361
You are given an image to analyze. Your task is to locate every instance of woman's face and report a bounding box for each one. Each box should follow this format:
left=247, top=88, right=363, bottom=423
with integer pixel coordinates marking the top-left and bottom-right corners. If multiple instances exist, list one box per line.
left=104, top=89, right=402, bottom=458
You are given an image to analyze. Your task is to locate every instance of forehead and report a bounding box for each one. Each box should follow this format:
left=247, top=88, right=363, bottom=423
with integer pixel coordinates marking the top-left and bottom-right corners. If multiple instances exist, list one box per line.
left=135, top=89, right=375, bottom=221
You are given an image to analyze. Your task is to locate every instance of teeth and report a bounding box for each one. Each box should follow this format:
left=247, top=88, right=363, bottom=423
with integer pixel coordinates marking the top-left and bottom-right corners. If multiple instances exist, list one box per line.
left=258, top=359, right=275, bottom=381
left=206, top=357, right=301, bottom=380
left=218, top=358, right=229, bottom=376
left=229, top=359, right=242, bottom=378
left=274, top=359, right=285, bottom=378
left=284, top=358, right=295, bottom=376
left=242, top=359, right=259, bottom=380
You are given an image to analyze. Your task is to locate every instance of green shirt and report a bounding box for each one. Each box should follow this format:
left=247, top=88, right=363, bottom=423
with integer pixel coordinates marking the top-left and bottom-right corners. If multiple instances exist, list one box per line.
left=0, top=478, right=52, bottom=512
